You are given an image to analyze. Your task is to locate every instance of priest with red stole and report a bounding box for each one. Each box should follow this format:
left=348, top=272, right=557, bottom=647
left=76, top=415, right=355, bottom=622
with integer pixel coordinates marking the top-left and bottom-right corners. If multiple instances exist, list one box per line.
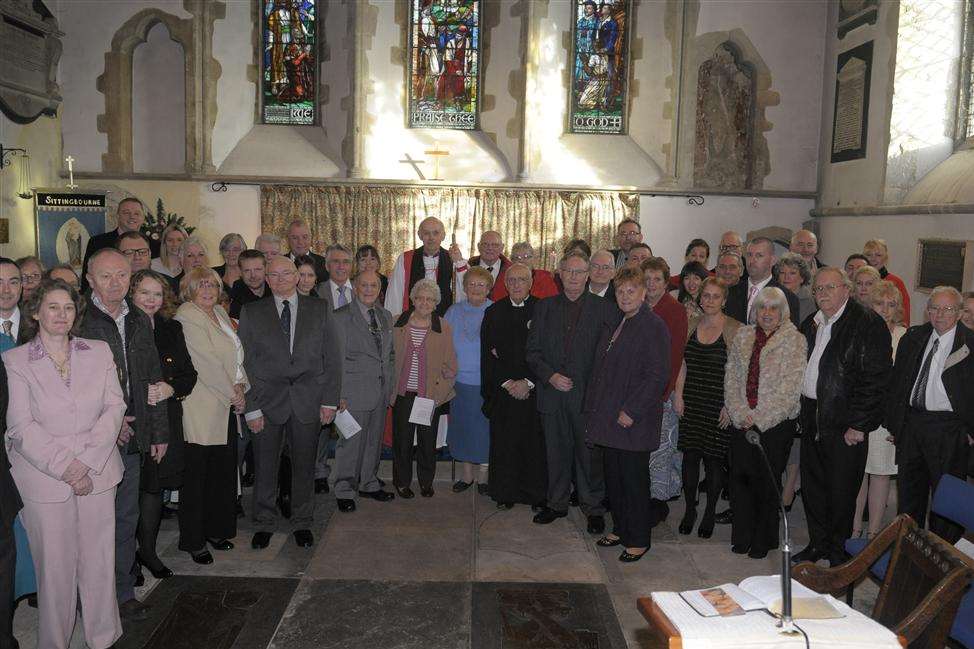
left=454, top=233, right=559, bottom=302
left=384, top=217, right=456, bottom=318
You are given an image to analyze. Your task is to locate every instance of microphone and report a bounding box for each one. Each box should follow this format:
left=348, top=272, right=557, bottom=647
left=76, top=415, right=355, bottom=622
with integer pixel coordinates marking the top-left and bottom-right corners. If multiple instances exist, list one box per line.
left=745, top=428, right=797, bottom=635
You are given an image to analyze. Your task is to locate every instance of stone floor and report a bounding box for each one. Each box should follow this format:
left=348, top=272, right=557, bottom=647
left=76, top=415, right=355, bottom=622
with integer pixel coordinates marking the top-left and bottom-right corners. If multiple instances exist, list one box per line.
left=12, top=461, right=884, bottom=648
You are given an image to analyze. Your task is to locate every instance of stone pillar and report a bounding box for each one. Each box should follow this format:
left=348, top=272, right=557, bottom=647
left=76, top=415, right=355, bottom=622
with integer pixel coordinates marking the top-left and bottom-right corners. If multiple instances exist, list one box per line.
left=347, top=0, right=367, bottom=179
left=516, top=0, right=539, bottom=181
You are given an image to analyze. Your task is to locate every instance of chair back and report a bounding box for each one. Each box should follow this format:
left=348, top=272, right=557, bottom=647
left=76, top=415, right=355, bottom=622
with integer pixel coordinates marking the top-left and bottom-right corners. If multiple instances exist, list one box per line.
left=873, top=516, right=974, bottom=649
left=931, top=474, right=974, bottom=532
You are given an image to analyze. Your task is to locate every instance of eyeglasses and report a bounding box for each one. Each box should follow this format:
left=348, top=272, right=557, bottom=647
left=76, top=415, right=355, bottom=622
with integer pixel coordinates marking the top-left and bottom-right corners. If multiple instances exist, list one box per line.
left=511, top=253, right=534, bottom=262
left=591, top=264, right=614, bottom=272
left=122, top=248, right=151, bottom=258
left=21, top=273, right=41, bottom=282
left=562, top=269, right=588, bottom=277
left=619, top=231, right=641, bottom=239
left=719, top=244, right=741, bottom=253
left=197, top=281, right=220, bottom=290
left=813, top=282, right=843, bottom=294
left=927, top=305, right=959, bottom=315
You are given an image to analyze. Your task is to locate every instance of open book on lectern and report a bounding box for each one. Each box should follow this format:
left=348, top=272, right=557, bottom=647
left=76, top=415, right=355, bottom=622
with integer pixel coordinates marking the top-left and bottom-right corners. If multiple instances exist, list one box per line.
left=679, top=575, right=843, bottom=619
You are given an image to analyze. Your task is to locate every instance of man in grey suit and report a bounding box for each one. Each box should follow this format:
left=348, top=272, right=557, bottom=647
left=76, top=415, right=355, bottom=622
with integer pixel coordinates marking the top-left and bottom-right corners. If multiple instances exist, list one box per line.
left=526, top=251, right=621, bottom=533
left=239, top=256, right=342, bottom=549
left=332, top=271, right=396, bottom=512
left=311, top=244, right=355, bottom=493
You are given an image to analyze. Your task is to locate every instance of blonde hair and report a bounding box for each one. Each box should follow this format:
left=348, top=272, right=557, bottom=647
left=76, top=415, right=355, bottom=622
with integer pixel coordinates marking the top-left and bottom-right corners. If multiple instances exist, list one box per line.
left=159, top=224, right=189, bottom=266
left=179, top=266, right=222, bottom=304
left=869, top=280, right=904, bottom=326
left=463, top=266, right=494, bottom=291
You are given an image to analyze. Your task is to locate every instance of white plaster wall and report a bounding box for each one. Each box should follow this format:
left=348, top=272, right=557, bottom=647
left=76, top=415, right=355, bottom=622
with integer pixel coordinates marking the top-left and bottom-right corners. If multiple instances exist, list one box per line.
left=815, top=214, right=974, bottom=324
left=477, top=0, right=521, bottom=173
left=695, top=0, right=828, bottom=192
left=211, top=0, right=258, bottom=170
left=55, top=0, right=193, bottom=172
left=318, top=0, right=351, bottom=170
left=132, top=23, right=186, bottom=173
left=627, top=0, right=673, bottom=175
left=639, top=195, right=812, bottom=270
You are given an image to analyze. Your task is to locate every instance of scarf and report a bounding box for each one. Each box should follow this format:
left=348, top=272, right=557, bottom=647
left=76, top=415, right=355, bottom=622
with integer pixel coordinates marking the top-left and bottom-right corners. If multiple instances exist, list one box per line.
left=746, top=326, right=776, bottom=409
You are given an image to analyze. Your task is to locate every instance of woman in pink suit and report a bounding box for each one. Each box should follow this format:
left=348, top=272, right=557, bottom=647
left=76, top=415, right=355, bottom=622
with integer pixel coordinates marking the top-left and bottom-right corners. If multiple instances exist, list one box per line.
left=3, top=278, right=126, bottom=649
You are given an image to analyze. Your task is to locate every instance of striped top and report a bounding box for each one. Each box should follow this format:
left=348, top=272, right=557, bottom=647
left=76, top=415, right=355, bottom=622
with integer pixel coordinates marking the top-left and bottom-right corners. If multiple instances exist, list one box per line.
left=678, top=330, right=730, bottom=459
left=403, top=325, right=429, bottom=394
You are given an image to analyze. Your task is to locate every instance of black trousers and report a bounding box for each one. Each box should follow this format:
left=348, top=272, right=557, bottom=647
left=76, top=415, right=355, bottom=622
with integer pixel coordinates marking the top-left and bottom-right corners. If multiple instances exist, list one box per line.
left=0, top=517, right=15, bottom=649
left=729, top=420, right=794, bottom=554
left=392, top=392, right=442, bottom=489
left=602, top=446, right=651, bottom=548
left=178, top=412, right=239, bottom=552
left=799, top=397, right=867, bottom=557
left=896, top=408, right=971, bottom=543
left=542, top=403, right=605, bottom=515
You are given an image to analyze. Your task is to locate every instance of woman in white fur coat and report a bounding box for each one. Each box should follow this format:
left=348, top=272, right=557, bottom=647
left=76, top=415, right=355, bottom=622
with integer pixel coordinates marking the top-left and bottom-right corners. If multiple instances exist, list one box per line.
left=724, top=287, right=807, bottom=559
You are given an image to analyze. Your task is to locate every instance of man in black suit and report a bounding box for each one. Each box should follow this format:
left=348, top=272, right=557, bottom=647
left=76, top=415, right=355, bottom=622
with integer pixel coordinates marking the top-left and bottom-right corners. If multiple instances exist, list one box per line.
left=0, top=259, right=27, bottom=348
left=887, top=286, right=974, bottom=543
left=726, top=237, right=800, bottom=326
left=228, top=249, right=270, bottom=319
left=608, top=218, right=643, bottom=268
left=239, top=256, right=341, bottom=549
left=588, top=250, right=616, bottom=301
left=526, top=251, right=621, bottom=533
left=80, top=197, right=160, bottom=292
left=794, top=267, right=891, bottom=566
left=285, top=219, right=328, bottom=284
left=1, top=353, right=22, bottom=649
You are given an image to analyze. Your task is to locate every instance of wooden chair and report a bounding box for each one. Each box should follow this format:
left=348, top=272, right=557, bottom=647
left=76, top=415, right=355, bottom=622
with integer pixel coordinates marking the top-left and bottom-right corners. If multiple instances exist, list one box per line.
left=792, top=514, right=974, bottom=649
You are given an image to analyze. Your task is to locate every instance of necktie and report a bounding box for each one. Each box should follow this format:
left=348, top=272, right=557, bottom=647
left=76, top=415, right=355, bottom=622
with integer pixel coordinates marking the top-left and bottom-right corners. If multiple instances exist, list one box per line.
left=910, top=338, right=939, bottom=410
left=337, top=285, right=348, bottom=307
left=280, top=299, right=291, bottom=349
left=1, top=320, right=11, bottom=337
left=368, top=308, right=382, bottom=356
left=746, top=284, right=758, bottom=324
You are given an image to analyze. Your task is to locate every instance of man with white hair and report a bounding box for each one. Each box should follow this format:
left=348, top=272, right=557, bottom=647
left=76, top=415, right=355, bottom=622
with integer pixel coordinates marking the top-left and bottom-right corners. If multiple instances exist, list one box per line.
left=886, top=286, right=974, bottom=543
left=384, top=217, right=455, bottom=317
left=789, top=229, right=822, bottom=271
left=286, top=220, right=329, bottom=284
left=451, top=230, right=511, bottom=302
left=255, top=233, right=283, bottom=260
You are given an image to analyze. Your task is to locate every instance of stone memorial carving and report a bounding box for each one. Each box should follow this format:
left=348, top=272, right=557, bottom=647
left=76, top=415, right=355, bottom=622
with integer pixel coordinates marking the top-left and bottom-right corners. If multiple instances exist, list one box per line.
left=693, top=42, right=756, bottom=190
left=0, top=0, right=62, bottom=123
left=915, top=239, right=973, bottom=293
left=831, top=41, right=872, bottom=163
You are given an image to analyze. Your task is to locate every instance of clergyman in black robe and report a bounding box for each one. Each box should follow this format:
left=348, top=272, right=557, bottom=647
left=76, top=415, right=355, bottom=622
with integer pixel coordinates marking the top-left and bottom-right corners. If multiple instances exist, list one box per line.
left=481, top=265, right=547, bottom=508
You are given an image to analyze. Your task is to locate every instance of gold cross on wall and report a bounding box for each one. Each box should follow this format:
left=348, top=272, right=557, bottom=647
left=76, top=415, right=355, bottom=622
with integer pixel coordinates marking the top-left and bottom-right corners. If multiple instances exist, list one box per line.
left=424, top=141, right=450, bottom=181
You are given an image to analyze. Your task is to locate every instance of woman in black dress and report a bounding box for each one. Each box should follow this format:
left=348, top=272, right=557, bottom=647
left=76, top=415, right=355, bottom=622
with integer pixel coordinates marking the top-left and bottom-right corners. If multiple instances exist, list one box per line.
left=675, top=278, right=740, bottom=538
left=129, top=269, right=198, bottom=579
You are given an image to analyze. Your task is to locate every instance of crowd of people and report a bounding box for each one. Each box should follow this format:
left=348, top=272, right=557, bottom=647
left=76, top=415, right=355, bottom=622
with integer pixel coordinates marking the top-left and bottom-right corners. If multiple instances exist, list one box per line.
left=1, top=198, right=973, bottom=649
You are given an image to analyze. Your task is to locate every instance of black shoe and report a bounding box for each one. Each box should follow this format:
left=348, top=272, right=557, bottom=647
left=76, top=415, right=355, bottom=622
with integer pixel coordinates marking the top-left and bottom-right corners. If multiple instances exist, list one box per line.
left=277, top=494, right=292, bottom=519
left=531, top=503, right=545, bottom=513
left=251, top=532, right=272, bottom=549
left=496, top=501, right=514, bottom=510
left=136, top=552, right=173, bottom=579
left=241, top=471, right=255, bottom=488
left=337, top=498, right=356, bottom=513
left=293, top=529, right=314, bottom=547
left=715, top=509, right=733, bottom=525
left=791, top=545, right=826, bottom=564
left=731, top=544, right=750, bottom=555
left=396, top=486, right=415, bottom=499
left=748, top=548, right=769, bottom=559
left=533, top=508, right=568, bottom=524
left=596, top=536, right=621, bottom=547
left=188, top=549, right=213, bottom=564
left=619, top=548, right=648, bottom=562
left=359, top=490, right=395, bottom=501
left=569, top=491, right=579, bottom=507
left=207, top=538, right=234, bottom=551
left=678, top=509, right=697, bottom=535
left=697, top=515, right=715, bottom=539
left=315, top=478, right=330, bottom=494
left=587, top=515, right=605, bottom=535
left=420, top=486, right=434, bottom=498
left=119, top=598, right=151, bottom=621
left=477, top=483, right=489, bottom=496
left=452, top=480, right=472, bottom=493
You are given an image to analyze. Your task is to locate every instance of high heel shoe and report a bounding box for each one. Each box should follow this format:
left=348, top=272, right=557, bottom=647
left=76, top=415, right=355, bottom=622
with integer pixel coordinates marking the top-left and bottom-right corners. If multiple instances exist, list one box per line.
left=136, top=552, right=173, bottom=579
left=619, top=548, right=648, bottom=562
left=678, top=509, right=697, bottom=535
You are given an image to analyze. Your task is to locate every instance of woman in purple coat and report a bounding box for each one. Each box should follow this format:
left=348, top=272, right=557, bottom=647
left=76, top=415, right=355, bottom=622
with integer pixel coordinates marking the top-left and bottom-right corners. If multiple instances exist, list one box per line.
left=585, top=266, right=671, bottom=562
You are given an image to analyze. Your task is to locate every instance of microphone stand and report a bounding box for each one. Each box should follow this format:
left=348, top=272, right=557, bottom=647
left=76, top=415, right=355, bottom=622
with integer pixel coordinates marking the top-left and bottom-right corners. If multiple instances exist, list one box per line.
left=745, top=428, right=798, bottom=635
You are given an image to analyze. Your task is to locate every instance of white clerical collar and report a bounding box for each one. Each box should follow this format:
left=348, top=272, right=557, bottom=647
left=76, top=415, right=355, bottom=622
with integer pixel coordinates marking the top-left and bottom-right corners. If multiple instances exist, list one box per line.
left=510, top=298, right=526, bottom=308
left=814, top=299, right=848, bottom=327
left=590, top=284, right=609, bottom=297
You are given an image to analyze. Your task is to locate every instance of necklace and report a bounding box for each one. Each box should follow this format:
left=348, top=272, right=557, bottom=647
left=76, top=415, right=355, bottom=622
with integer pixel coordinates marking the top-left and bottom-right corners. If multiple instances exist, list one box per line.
left=44, top=342, right=71, bottom=381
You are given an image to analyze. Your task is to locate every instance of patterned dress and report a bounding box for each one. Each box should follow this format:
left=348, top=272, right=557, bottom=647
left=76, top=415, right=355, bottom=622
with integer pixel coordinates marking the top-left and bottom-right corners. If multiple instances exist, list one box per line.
left=678, top=330, right=730, bottom=459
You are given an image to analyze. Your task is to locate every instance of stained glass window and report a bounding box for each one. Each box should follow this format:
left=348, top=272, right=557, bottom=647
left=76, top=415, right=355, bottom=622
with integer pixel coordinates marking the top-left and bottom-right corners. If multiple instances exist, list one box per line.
left=260, top=0, right=317, bottom=125
left=568, top=0, right=631, bottom=134
left=408, top=0, right=481, bottom=130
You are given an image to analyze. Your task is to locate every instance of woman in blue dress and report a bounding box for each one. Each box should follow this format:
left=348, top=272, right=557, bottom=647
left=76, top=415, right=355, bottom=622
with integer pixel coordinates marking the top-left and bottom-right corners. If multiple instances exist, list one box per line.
left=445, top=267, right=493, bottom=494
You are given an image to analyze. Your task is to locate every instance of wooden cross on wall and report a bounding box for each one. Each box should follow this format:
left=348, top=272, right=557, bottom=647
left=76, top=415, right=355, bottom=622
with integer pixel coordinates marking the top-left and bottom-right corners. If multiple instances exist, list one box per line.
left=424, top=141, right=450, bottom=181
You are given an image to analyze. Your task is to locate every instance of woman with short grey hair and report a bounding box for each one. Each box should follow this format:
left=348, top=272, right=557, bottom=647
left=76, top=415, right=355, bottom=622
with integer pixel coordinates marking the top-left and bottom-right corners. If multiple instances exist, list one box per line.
left=776, top=253, right=815, bottom=323
left=215, top=233, right=247, bottom=290
left=724, top=286, right=806, bottom=559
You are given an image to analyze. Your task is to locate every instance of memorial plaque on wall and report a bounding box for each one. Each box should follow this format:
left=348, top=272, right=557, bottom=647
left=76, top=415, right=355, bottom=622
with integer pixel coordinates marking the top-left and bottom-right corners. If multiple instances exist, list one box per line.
left=830, top=41, right=872, bottom=163
left=915, top=239, right=973, bottom=293
left=0, top=0, right=62, bottom=123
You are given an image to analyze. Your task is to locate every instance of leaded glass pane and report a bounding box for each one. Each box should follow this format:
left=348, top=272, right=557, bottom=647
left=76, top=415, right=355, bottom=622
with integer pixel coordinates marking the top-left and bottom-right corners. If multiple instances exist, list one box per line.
left=568, top=0, right=631, bottom=134
left=261, top=0, right=317, bottom=125
left=408, top=0, right=481, bottom=130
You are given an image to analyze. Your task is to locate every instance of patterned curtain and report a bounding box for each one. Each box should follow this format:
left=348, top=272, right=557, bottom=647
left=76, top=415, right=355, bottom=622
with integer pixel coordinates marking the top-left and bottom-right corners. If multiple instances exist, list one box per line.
left=260, top=185, right=639, bottom=273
